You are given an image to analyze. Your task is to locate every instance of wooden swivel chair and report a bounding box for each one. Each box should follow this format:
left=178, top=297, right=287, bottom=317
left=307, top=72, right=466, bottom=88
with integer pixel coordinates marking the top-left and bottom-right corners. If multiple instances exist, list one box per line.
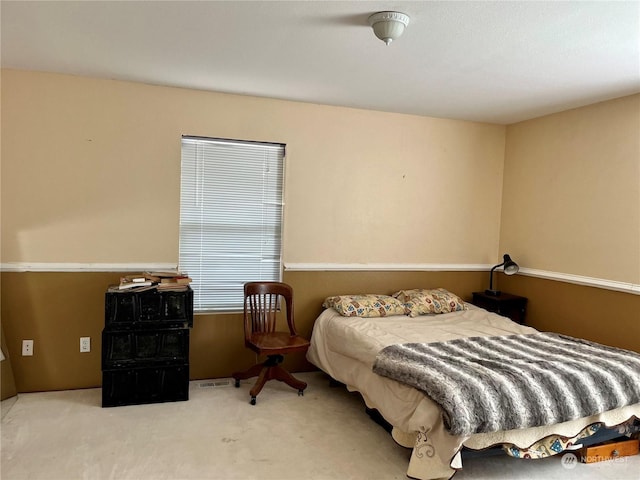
left=232, top=281, right=310, bottom=405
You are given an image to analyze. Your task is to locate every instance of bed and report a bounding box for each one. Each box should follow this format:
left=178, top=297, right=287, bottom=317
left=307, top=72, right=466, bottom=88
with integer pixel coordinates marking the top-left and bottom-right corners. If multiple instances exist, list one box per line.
left=306, top=290, right=640, bottom=480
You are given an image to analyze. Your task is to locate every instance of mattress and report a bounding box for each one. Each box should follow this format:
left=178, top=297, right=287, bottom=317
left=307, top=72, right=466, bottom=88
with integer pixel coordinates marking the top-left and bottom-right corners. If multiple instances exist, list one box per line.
left=306, top=304, right=640, bottom=480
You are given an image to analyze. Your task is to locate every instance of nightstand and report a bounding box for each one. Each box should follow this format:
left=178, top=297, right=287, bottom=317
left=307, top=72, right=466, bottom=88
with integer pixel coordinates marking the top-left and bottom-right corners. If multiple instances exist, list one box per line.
left=471, top=292, right=527, bottom=325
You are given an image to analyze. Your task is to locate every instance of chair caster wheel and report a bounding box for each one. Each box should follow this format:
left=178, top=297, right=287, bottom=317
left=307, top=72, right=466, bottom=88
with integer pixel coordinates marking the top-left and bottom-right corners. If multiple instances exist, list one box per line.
left=298, top=389, right=304, bottom=397
left=234, top=379, right=240, bottom=388
left=250, top=396, right=256, bottom=405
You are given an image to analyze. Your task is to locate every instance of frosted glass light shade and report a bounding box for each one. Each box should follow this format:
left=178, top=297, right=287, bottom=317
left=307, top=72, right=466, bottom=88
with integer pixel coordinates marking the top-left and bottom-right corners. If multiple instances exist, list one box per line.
left=368, top=11, right=410, bottom=45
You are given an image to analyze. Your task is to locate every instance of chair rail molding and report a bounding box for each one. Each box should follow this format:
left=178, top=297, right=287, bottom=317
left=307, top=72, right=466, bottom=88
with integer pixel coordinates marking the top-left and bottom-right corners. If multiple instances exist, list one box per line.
left=284, top=263, right=489, bottom=272
left=517, top=268, right=640, bottom=295
left=2, top=262, right=638, bottom=295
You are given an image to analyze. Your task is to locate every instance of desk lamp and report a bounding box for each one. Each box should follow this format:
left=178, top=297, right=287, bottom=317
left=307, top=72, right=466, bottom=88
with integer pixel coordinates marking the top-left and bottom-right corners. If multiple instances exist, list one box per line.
left=486, top=254, right=519, bottom=296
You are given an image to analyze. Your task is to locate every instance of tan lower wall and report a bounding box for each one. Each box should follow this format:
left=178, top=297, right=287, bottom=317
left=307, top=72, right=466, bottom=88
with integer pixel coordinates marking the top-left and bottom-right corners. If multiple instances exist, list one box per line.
left=500, top=275, right=640, bottom=353
left=2, top=270, right=637, bottom=393
left=1, top=270, right=485, bottom=392
left=1, top=272, right=116, bottom=392
left=1, top=323, right=18, bottom=400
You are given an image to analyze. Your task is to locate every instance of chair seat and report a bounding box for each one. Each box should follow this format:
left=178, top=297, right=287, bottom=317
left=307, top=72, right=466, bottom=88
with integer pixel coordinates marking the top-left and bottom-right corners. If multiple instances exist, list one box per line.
left=248, top=332, right=310, bottom=356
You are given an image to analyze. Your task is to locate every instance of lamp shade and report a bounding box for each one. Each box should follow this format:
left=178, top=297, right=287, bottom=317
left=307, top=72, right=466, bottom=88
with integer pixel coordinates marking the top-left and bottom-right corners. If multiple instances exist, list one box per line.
left=502, top=254, right=519, bottom=275
left=368, top=11, right=410, bottom=45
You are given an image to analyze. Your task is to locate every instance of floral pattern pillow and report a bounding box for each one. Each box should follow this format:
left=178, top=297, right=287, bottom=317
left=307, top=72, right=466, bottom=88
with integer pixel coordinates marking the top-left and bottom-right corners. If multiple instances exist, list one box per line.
left=392, top=288, right=468, bottom=317
left=322, top=294, right=408, bottom=318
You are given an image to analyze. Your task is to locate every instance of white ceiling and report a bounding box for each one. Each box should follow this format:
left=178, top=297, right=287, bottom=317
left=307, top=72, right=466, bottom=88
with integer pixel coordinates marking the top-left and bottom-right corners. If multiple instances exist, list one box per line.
left=2, top=1, right=639, bottom=124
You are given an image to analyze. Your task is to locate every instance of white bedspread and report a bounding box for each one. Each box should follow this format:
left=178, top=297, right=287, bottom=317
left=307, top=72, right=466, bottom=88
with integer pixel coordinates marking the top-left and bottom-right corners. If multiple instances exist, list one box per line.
left=306, top=305, right=640, bottom=480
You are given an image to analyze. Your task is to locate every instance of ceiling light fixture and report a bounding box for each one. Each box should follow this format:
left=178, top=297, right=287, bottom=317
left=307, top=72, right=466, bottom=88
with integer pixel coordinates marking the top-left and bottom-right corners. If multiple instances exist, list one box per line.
left=368, top=11, right=410, bottom=45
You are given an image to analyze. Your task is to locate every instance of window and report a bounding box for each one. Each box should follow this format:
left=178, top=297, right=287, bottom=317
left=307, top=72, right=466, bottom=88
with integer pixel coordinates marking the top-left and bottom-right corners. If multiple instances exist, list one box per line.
left=179, top=136, right=285, bottom=312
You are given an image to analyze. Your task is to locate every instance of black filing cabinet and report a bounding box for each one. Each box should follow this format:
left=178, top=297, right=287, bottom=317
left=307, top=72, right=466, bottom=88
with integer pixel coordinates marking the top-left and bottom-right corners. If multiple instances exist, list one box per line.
left=101, top=287, right=193, bottom=407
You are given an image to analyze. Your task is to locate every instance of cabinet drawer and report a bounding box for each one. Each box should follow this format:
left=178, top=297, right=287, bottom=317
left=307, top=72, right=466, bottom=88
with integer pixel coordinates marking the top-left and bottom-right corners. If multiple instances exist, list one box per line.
left=102, top=328, right=189, bottom=368
left=105, top=288, right=193, bottom=328
left=580, top=438, right=639, bottom=463
left=102, top=364, right=189, bottom=407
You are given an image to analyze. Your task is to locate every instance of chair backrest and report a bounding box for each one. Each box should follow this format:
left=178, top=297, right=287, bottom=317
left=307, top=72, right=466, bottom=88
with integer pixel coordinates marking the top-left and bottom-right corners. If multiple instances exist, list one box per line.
left=243, top=282, right=297, bottom=341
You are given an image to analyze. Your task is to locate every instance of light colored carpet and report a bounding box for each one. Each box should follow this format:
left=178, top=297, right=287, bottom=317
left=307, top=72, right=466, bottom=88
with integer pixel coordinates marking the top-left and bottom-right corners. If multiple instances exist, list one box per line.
left=1, top=371, right=638, bottom=480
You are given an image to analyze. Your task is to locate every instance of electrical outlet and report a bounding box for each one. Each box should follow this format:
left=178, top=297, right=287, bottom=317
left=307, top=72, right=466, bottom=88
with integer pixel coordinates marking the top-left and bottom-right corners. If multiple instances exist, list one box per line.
left=22, top=339, right=34, bottom=356
left=80, top=337, right=91, bottom=353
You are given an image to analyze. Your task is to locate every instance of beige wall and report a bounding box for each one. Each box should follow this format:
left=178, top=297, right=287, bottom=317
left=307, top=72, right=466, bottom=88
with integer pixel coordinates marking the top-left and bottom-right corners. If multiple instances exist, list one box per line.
left=1, top=69, right=506, bottom=266
left=500, top=94, right=640, bottom=284
left=1, top=69, right=639, bottom=394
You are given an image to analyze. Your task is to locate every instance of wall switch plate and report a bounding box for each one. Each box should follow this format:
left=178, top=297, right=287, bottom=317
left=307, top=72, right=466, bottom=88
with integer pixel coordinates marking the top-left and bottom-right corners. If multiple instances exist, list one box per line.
left=80, top=337, right=91, bottom=353
left=22, top=339, right=34, bottom=356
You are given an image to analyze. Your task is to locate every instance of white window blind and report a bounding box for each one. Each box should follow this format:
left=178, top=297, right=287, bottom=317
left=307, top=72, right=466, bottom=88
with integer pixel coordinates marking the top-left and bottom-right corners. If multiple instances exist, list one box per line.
left=179, top=136, right=285, bottom=312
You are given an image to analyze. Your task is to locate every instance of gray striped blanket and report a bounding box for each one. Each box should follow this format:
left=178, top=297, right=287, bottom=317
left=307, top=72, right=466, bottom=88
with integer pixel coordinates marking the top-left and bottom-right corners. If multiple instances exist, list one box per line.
left=372, top=333, right=640, bottom=436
